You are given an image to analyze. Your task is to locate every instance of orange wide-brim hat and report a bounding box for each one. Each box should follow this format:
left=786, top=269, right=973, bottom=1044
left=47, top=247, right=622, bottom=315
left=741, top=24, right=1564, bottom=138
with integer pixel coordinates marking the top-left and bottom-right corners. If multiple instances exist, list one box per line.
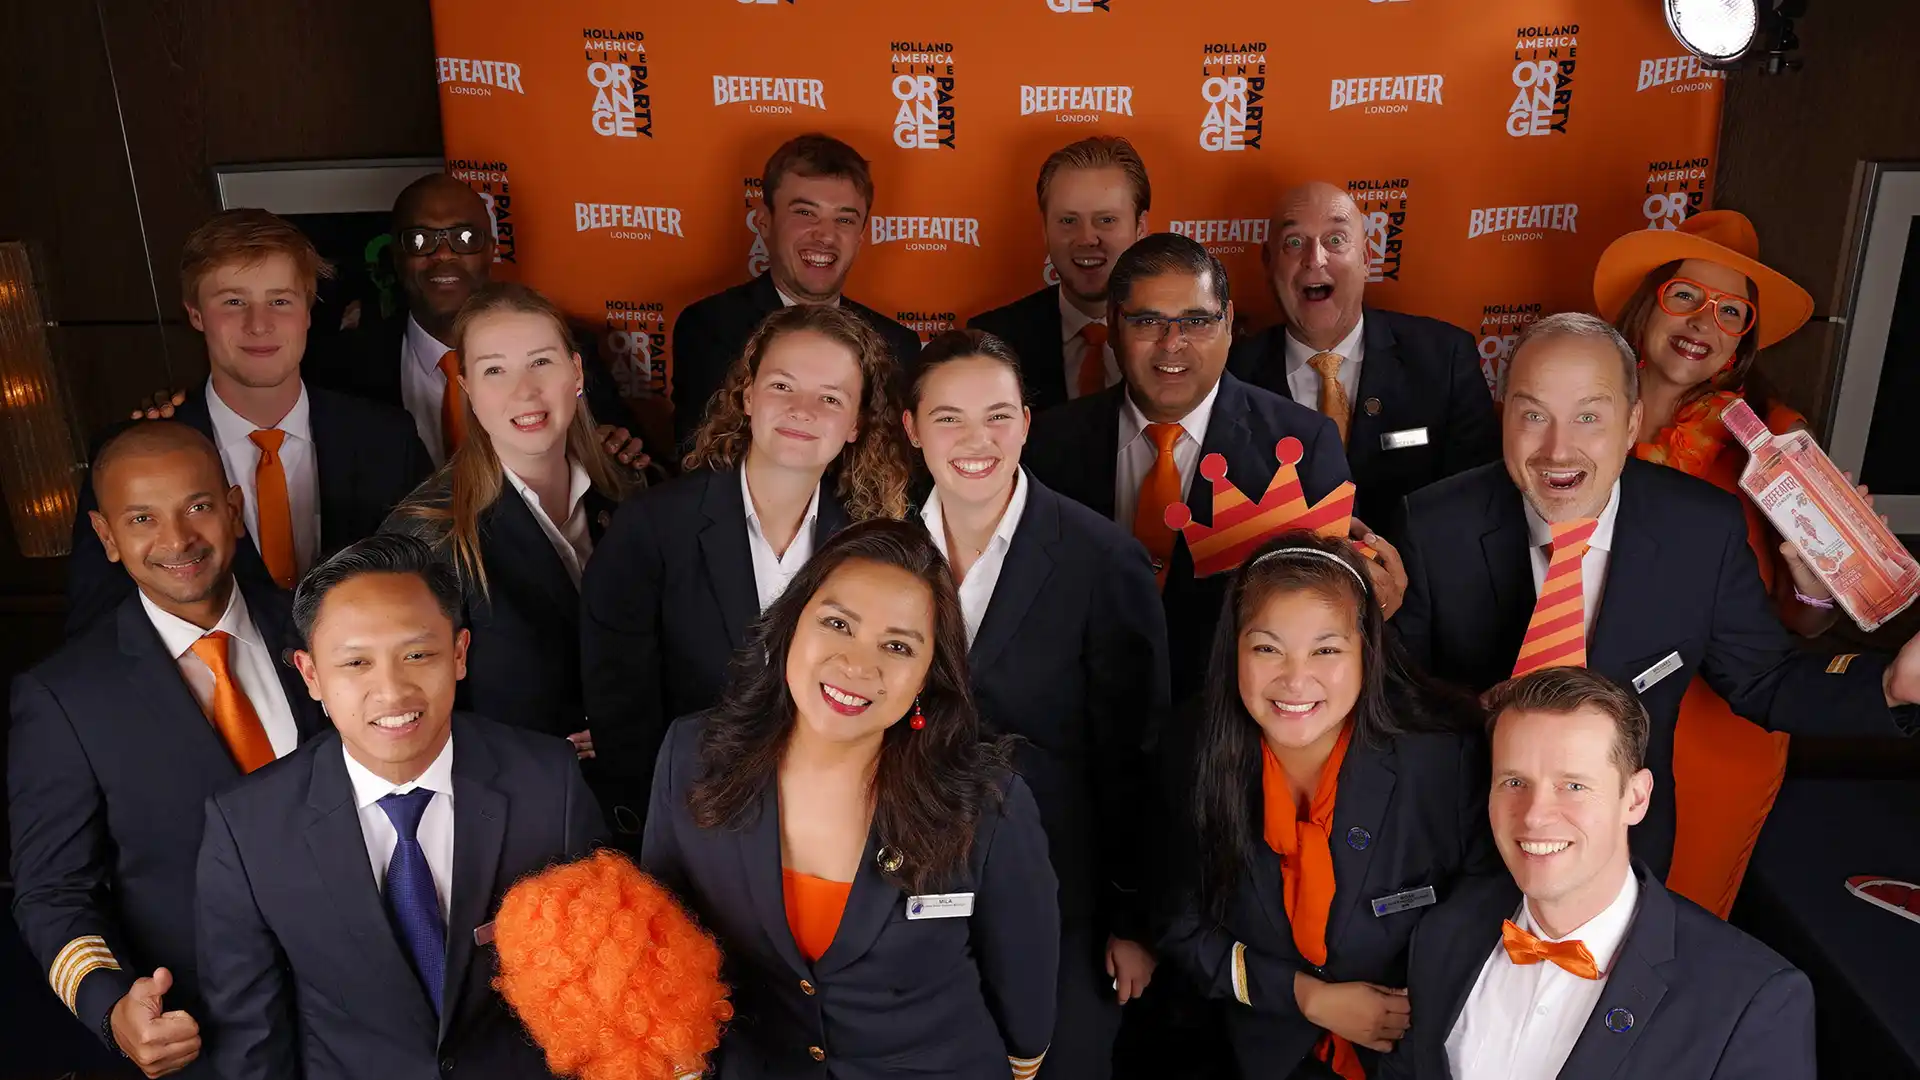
left=1592, top=209, right=1814, bottom=351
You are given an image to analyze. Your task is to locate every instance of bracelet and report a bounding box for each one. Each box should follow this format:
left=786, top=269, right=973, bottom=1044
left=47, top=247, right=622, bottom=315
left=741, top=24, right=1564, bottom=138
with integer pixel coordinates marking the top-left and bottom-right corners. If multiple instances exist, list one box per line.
left=1793, top=587, right=1836, bottom=610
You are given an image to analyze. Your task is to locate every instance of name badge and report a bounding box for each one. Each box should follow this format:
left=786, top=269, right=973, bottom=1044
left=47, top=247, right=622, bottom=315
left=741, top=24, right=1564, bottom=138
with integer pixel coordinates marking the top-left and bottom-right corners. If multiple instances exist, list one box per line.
left=906, top=892, right=975, bottom=920
left=1632, top=651, right=1684, bottom=694
left=1380, top=427, right=1430, bottom=451
left=1371, top=886, right=1437, bottom=918
left=473, top=921, right=496, bottom=946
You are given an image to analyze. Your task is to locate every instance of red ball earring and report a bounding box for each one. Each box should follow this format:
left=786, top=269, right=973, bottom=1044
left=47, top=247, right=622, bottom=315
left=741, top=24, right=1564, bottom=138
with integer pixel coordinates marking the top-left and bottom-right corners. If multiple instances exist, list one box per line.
left=909, top=697, right=926, bottom=730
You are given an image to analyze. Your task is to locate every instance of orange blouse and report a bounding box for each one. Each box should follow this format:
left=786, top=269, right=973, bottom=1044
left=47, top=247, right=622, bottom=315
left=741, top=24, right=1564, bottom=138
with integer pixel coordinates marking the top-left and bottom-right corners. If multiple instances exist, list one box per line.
left=1262, top=724, right=1364, bottom=1080
left=782, top=868, right=852, bottom=963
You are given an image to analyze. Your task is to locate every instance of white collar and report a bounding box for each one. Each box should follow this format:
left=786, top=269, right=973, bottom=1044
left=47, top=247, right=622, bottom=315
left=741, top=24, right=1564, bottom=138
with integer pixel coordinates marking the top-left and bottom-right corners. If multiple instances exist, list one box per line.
left=405, top=314, right=455, bottom=372
left=343, top=730, right=456, bottom=810
left=921, top=466, right=1029, bottom=560
left=1118, top=377, right=1221, bottom=452
left=1517, top=864, right=1641, bottom=975
left=1283, top=316, right=1366, bottom=371
left=139, top=585, right=258, bottom=661
left=203, top=377, right=311, bottom=444
left=773, top=282, right=840, bottom=309
left=501, top=457, right=592, bottom=521
left=1523, top=477, right=1623, bottom=553
left=1058, top=289, right=1106, bottom=345
left=741, top=463, right=821, bottom=536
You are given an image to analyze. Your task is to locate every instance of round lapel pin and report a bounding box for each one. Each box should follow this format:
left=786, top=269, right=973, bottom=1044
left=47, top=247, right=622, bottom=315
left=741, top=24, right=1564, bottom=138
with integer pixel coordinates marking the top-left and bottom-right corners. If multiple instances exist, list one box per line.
left=1364, top=397, right=1382, bottom=416
left=1604, top=1007, right=1634, bottom=1033
left=876, top=846, right=905, bottom=874
left=1346, top=826, right=1372, bottom=851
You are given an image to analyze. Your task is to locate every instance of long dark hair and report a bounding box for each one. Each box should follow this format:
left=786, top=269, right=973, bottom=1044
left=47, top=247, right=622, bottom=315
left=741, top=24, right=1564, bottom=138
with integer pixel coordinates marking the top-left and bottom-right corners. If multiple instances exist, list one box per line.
left=1186, top=532, right=1475, bottom=920
left=687, top=519, right=1011, bottom=894
left=1613, top=258, right=1774, bottom=421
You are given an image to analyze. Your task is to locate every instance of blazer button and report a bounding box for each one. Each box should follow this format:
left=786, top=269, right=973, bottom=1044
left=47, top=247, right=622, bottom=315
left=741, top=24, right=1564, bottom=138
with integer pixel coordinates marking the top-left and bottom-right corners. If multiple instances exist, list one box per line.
left=800, top=979, right=816, bottom=996
left=440, top=1059, right=454, bottom=1074
left=809, top=1045, right=827, bottom=1061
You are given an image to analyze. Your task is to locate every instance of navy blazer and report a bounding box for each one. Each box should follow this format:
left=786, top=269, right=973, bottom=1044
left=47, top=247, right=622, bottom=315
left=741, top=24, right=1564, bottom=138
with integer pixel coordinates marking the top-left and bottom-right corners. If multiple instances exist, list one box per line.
left=641, top=715, right=1060, bottom=1080
left=669, top=273, right=924, bottom=450
left=305, top=309, right=632, bottom=431
left=194, top=713, right=607, bottom=1080
left=380, top=470, right=619, bottom=742
left=7, top=582, right=323, bottom=1062
left=1379, top=862, right=1815, bottom=1080
left=1159, top=728, right=1496, bottom=1078
left=968, top=284, right=1072, bottom=412
left=64, top=383, right=433, bottom=635
left=579, top=465, right=851, bottom=824
left=1023, top=373, right=1351, bottom=703
left=1393, top=458, right=1918, bottom=876
left=1226, top=308, right=1500, bottom=533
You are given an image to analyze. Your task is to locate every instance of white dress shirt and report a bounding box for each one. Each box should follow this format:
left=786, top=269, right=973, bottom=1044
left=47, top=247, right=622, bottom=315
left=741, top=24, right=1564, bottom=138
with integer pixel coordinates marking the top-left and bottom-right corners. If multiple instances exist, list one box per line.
left=774, top=284, right=838, bottom=308
left=203, top=379, right=320, bottom=577
left=921, top=467, right=1030, bottom=645
left=1522, top=479, right=1623, bottom=640
left=402, top=315, right=458, bottom=466
left=1283, top=317, right=1366, bottom=412
left=138, top=587, right=300, bottom=759
left=1060, top=292, right=1117, bottom=400
left=1445, top=868, right=1642, bottom=1080
left=742, top=467, right=821, bottom=612
left=343, top=734, right=456, bottom=926
left=1114, top=380, right=1220, bottom=529
left=501, top=460, right=595, bottom=588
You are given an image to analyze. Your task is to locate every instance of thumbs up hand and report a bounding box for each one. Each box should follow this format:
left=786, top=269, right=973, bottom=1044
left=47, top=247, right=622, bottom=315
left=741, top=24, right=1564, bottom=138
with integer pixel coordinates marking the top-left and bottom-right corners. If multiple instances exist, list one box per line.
left=109, top=967, right=202, bottom=1077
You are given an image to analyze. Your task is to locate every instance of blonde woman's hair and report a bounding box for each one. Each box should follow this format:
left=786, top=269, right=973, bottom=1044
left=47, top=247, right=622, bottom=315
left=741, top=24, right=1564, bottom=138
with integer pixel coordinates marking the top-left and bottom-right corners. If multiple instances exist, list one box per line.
left=684, top=304, right=910, bottom=521
left=396, top=282, right=631, bottom=594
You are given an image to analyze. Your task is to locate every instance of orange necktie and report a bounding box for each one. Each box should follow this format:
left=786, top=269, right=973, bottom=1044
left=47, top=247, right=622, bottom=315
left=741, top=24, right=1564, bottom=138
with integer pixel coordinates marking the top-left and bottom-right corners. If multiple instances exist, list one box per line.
left=438, top=349, right=467, bottom=455
left=1308, top=351, right=1351, bottom=447
left=1262, top=726, right=1365, bottom=1080
left=1511, top=517, right=1599, bottom=677
left=1077, top=323, right=1110, bottom=398
left=1501, top=919, right=1601, bottom=980
left=247, top=429, right=296, bottom=588
left=187, top=631, right=275, bottom=773
left=1132, top=423, right=1185, bottom=586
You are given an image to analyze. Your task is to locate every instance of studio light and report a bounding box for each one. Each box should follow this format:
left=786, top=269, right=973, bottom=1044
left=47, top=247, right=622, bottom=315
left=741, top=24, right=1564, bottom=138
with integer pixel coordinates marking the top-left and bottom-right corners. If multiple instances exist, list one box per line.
left=1664, top=0, right=1760, bottom=67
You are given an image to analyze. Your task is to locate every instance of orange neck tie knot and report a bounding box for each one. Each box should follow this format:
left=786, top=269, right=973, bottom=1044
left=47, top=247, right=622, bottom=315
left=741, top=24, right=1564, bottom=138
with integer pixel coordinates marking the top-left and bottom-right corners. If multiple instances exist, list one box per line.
left=438, top=349, right=467, bottom=455
left=1077, top=322, right=1110, bottom=398
left=1308, top=351, right=1351, bottom=447
left=187, top=630, right=276, bottom=773
left=246, top=429, right=296, bottom=588
left=1131, top=422, right=1186, bottom=587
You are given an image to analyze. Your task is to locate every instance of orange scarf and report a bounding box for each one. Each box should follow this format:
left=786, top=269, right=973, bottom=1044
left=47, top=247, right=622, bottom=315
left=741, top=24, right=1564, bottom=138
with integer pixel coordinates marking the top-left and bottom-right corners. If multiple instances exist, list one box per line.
left=1262, top=725, right=1364, bottom=1080
left=1632, top=389, right=1743, bottom=478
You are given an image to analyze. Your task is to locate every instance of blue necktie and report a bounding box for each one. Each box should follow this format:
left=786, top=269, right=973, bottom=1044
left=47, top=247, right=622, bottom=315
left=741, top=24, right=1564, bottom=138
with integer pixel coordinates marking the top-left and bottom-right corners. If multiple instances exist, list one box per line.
left=378, top=788, right=447, bottom=1015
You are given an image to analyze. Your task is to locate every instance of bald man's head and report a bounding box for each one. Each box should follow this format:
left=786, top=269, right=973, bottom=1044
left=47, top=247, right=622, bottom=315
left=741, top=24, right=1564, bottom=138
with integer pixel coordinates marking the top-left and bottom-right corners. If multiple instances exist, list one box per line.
left=1266, top=181, right=1369, bottom=350
left=392, top=174, right=493, bottom=340
left=88, top=421, right=245, bottom=619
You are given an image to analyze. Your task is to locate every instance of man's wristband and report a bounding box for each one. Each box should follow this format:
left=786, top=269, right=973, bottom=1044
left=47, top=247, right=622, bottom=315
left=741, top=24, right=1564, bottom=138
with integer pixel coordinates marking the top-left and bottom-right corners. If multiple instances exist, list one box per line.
left=100, top=1009, right=130, bottom=1059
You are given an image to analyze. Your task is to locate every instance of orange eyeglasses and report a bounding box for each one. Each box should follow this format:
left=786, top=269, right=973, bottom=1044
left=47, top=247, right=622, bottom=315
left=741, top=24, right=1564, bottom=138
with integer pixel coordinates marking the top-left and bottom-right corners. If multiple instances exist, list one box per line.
left=1658, top=277, right=1757, bottom=337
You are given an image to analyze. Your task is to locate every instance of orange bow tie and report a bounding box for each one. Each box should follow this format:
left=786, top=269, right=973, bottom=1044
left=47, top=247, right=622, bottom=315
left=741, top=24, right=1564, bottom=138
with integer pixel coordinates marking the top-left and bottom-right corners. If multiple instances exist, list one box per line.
left=1501, top=919, right=1601, bottom=980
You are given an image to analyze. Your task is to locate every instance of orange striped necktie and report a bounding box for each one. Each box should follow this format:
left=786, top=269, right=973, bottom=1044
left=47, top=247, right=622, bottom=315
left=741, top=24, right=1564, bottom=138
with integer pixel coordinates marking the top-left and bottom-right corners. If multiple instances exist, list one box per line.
left=187, top=631, right=276, bottom=773
left=1132, top=422, right=1185, bottom=588
left=1501, top=919, right=1601, bottom=980
left=1511, top=517, right=1599, bottom=677
left=437, top=349, right=467, bottom=455
left=247, top=429, right=297, bottom=588
left=1076, top=322, right=1110, bottom=398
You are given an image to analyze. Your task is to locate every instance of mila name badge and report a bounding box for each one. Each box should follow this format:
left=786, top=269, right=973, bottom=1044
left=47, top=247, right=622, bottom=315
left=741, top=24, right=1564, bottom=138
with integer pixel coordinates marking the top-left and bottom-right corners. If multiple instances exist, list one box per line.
left=906, top=892, right=975, bottom=920
left=1371, top=885, right=1437, bottom=918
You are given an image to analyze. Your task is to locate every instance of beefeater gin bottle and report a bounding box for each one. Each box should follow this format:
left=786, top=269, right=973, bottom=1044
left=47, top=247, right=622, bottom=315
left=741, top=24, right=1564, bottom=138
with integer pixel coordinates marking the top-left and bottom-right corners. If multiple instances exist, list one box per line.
left=1724, top=398, right=1920, bottom=630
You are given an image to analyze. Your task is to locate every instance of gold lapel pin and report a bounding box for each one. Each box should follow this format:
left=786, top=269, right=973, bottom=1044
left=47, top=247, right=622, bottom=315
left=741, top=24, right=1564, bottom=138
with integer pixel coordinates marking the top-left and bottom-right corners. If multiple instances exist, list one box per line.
left=875, top=846, right=905, bottom=874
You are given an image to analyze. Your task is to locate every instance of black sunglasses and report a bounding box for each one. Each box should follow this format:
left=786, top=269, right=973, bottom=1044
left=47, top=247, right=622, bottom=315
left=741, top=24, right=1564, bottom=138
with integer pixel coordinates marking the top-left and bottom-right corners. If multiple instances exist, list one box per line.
left=397, top=226, right=486, bottom=257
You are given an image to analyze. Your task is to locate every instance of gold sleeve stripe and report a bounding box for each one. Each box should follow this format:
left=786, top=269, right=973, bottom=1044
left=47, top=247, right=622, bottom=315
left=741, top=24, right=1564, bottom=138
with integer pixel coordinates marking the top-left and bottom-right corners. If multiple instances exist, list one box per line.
left=1009, top=1048, right=1048, bottom=1080
left=50, top=935, right=120, bottom=1013
left=1828, top=654, right=1859, bottom=674
left=1232, top=941, right=1250, bottom=1006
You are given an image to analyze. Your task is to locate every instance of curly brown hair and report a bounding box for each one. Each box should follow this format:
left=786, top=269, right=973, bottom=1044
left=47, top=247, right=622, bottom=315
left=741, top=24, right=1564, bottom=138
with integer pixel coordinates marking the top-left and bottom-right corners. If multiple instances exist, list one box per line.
left=683, top=304, right=911, bottom=521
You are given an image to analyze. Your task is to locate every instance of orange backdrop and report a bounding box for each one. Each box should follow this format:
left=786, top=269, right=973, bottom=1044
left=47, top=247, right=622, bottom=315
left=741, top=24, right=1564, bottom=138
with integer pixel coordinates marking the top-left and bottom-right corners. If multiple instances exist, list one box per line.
left=427, top=0, right=1723, bottom=433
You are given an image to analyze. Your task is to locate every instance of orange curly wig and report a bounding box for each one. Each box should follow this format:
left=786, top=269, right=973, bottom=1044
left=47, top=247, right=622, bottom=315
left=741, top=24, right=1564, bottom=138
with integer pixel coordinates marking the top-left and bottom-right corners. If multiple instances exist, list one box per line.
left=492, top=850, right=732, bottom=1080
